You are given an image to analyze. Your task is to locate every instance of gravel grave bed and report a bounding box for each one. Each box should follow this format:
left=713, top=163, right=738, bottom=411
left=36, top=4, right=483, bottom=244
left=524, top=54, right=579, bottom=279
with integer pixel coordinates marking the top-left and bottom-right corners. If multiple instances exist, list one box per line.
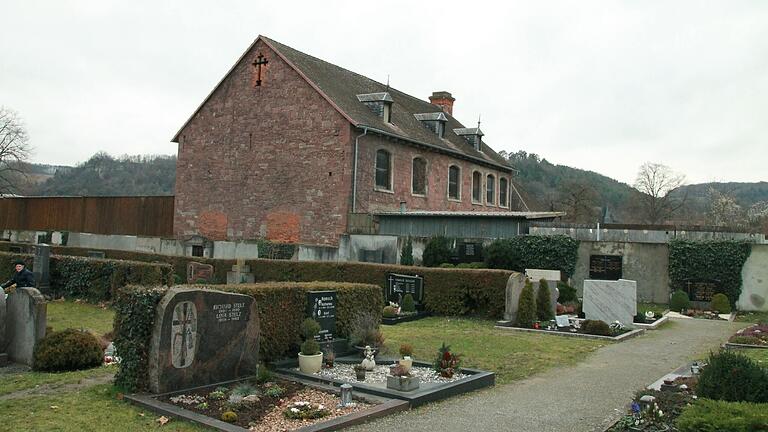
left=161, top=378, right=371, bottom=431
left=306, top=363, right=469, bottom=384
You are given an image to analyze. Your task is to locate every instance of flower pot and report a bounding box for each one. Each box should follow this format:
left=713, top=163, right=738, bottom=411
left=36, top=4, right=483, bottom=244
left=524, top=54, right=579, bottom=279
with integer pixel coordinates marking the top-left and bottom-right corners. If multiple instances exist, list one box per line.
left=354, top=368, right=366, bottom=381
left=298, top=352, right=323, bottom=374
left=398, top=357, right=413, bottom=373
left=386, top=375, right=420, bottom=392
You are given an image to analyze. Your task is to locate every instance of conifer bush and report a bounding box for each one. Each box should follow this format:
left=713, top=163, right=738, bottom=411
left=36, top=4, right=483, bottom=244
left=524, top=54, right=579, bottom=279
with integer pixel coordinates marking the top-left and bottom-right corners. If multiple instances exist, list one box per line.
left=400, top=238, right=414, bottom=266
left=401, top=293, right=416, bottom=313
left=422, top=236, right=452, bottom=267
left=670, top=290, right=690, bottom=312
left=536, top=279, right=554, bottom=322
left=33, top=329, right=103, bottom=372
left=697, top=350, right=768, bottom=403
left=711, top=293, right=732, bottom=314
left=516, top=279, right=537, bottom=328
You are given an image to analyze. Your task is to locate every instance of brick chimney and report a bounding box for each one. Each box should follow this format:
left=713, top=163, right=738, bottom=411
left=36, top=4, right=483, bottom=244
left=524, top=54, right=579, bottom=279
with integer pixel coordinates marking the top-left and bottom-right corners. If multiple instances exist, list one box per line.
left=429, top=91, right=455, bottom=115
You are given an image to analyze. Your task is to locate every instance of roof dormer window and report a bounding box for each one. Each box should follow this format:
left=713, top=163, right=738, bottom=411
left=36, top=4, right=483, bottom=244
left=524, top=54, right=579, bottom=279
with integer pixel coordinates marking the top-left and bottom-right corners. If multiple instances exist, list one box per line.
left=414, top=112, right=447, bottom=138
left=454, top=127, right=484, bottom=151
left=357, top=92, right=393, bottom=123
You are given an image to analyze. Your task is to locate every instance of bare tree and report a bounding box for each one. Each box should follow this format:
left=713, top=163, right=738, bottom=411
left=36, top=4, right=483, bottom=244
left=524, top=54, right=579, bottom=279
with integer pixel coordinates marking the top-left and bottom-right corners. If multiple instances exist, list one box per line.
left=633, top=162, right=687, bottom=224
left=557, top=179, right=599, bottom=223
left=0, top=107, right=32, bottom=194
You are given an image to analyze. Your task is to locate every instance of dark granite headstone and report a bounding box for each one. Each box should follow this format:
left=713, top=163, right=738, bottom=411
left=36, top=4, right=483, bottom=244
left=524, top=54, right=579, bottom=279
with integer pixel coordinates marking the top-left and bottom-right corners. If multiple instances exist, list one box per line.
left=6, top=287, right=47, bottom=366
left=186, top=262, right=214, bottom=283
left=385, top=273, right=424, bottom=305
left=33, top=244, right=51, bottom=295
left=307, top=291, right=336, bottom=343
left=589, top=255, right=623, bottom=280
left=148, top=288, right=259, bottom=393
left=684, top=279, right=719, bottom=309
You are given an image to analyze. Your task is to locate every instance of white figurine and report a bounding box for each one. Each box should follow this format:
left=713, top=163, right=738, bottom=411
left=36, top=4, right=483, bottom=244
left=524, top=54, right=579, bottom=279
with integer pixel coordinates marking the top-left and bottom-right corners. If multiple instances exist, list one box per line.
left=360, top=345, right=376, bottom=371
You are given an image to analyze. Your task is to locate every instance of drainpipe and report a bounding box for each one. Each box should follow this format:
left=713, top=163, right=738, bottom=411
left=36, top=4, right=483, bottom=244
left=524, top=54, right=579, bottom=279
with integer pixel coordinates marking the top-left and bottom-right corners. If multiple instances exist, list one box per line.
left=352, top=127, right=368, bottom=213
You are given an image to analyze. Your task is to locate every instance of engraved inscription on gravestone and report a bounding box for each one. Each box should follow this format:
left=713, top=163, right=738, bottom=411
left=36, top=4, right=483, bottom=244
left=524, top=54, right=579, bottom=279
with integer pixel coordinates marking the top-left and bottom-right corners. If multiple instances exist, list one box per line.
left=171, top=301, right=197, bottom=369
left=684, top=279, right=718, bottom=302
left=385, top=273, right=424, bottom=304
left=307, top=291, right=336, bottom=342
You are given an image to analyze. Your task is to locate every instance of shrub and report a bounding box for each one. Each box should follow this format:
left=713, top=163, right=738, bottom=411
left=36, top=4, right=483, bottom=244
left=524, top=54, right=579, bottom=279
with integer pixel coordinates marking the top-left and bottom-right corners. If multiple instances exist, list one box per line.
left=400, top=238, right=414, bottom=266
left=557, top=281, right=578, bottom=303
left=536, top=279, right=554, bottom=322
left=484, top=235, right=579, bottom=277
left=456, top=262, right=484, bottom=269
left=382, top=305, right=398, bottom=318
left=423, top=236, right=452, bottom=267
left=515, top=279, right=537, bottom=328
left=711, top=293, right=732, bottom=314
left=670, top=290, right=690, bottom=312
left=697, top=350, right=768, bottom=403
left=33, top=329, right=103, bottom=372
left=299, top=318, right=321, bottom=356
left=349, top=312, right=384, bottom=347
left=221, top=411, right=238, bottom=423
left=581, top=320, right=612, bottom=336
left=676, top=399, right=768, bottom=432
left=401, top=294, right=416, bottom=313
left=399, top=343, right=414, bottom=358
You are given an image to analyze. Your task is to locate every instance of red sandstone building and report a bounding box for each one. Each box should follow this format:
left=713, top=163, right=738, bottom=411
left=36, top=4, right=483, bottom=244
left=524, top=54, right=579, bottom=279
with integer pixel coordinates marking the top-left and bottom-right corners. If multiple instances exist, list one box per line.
left=173, top=36, right=528, bottom=251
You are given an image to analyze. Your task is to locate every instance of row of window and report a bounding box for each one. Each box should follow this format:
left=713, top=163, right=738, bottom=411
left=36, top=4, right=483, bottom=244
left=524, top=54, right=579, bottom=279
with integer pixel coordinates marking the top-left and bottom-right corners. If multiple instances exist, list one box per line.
left=375, top=149, right=510, bottom=207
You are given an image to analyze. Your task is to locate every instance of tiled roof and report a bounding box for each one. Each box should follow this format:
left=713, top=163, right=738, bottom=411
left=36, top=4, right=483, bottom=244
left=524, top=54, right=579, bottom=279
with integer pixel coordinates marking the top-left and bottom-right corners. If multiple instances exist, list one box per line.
left=261, top=36, right=513, bottom=171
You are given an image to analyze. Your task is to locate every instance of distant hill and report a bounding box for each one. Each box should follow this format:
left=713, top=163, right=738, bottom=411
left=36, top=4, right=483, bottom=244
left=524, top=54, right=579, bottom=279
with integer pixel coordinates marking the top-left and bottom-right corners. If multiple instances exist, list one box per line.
left=28, top=152, right=175, bottom=196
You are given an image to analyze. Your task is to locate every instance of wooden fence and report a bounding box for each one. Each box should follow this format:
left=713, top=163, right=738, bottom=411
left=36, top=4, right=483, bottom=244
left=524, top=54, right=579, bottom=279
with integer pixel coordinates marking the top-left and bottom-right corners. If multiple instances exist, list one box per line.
left=0, top=196, right=174, bottom=237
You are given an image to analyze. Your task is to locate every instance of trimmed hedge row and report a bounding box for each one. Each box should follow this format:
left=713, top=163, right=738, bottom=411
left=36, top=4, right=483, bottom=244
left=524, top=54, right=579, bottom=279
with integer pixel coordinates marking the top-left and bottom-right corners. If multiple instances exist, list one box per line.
left=669, top=240, right=752, bottom=307
left=0, top=251, right=172, bottom=301
left=0, top=242, right=515, bottom=317
left=112, top=282, right=382, bottom=392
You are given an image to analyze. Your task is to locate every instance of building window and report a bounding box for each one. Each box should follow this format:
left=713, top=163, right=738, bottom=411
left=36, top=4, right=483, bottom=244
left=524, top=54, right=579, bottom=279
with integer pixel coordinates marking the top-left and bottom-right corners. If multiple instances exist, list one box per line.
left=448, top=165, right=460, bottom=200
left=486, top=174, right=495, bottom=205
left=412, top=157, right=427, bottom=195
left=499, top=177, right=509, bottom=207
left=192, top=245, right=204, bottom=257
left=472, top=171, right=482, bottom=203
left=375, top=149, right=392, bottom=190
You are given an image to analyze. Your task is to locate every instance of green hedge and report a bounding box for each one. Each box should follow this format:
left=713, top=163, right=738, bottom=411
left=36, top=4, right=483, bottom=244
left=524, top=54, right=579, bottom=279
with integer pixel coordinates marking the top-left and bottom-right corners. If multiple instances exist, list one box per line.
left=484, top=235, right=579, bottom=277
left=0, top=251, right=172, bottom=302
left=669, top=240, right=752, bottom=308
left=0, top=242, right=515, bottom=318
left=676, top=399, right=768, bottom=432
left=112, top=282, right=382, bottom=392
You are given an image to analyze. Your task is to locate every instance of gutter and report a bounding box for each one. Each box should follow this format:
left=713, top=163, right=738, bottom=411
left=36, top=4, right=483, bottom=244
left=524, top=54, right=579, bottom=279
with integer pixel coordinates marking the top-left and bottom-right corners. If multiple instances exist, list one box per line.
left=352, top=127, right=368, bottom=213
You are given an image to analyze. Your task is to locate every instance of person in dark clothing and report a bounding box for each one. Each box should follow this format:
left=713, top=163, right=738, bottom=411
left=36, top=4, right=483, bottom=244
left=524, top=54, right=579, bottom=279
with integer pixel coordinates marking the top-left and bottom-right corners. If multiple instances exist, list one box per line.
left=2, top=260, right=36, bottom=293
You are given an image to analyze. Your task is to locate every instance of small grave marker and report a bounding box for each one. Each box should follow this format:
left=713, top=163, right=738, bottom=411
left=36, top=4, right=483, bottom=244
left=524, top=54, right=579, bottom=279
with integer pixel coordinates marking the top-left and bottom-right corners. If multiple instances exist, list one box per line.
left=555, top=315, right=570, bottom=327
left=306, top=291, right=336, bottom=342
left=186, top=261, right=214, bottom=284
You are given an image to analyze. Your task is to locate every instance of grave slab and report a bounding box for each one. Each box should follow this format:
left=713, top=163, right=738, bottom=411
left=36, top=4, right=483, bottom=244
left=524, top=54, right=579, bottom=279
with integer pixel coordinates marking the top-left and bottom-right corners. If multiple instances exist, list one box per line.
left=6, top=287, right=47, bottom=366
left=583, top=279, right=637, bottom=326
left=148, top=287, right=259, bottom=393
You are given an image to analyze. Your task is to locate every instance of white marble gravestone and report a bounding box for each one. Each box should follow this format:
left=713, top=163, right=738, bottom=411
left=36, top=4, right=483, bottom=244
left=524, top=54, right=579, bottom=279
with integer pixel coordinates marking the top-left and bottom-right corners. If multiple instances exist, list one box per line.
left=525, top=269, right=561, bottom=282
left=583, top=279, right=637, bottom=326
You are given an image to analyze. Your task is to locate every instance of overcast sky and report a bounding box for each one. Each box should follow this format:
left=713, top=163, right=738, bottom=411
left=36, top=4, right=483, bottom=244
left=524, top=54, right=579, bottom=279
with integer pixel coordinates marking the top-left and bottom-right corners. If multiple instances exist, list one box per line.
left=1, top=1, right=766, bottom=185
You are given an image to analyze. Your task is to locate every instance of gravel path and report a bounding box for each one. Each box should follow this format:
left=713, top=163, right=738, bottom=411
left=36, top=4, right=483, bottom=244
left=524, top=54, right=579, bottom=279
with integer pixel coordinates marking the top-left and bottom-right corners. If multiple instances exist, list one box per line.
left=348, top=319, right=745, bottom=432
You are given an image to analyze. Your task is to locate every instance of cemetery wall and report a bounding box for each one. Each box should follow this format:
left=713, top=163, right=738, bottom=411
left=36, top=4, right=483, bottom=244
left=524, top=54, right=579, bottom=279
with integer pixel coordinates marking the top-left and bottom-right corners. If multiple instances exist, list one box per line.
left=572, top=241, right=670, bottom=304
left=113, top=282, right=381, bottom=391
left=0, top=251, right=173, bottom=301
left=738, top=244, right=768, bottom=312
left=530, top=225, right=765, bottom=244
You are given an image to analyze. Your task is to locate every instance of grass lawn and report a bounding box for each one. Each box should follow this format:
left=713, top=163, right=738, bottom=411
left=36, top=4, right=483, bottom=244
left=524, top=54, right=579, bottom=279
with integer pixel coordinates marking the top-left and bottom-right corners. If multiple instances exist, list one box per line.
left=741, top=348, right=768, bottom=366
left=47, top=300, right=115, bottom=336
left=380, top=317, right=605, bottom=384
left=735, top=311, right=768, bottom=323
left=0, top=365, right=117, bottom=396
left=0, top=384, right=207, bottom=432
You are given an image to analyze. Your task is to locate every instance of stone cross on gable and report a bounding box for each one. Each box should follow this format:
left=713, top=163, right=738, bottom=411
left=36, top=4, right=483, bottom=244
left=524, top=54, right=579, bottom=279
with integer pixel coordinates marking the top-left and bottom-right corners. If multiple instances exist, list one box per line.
left=252, top=53, right=268, bottom=86
left=171, top=301, right=197, bottom=369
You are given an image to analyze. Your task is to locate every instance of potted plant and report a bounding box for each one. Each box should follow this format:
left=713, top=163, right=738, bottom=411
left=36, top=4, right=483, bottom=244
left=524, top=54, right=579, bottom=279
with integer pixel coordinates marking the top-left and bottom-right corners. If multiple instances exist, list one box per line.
left=398, top=343, right=414, bottom=373
left=353, top=364, right=366, bottom=381
left=323, top=345, right=335, bottom=369
left=386, top=364, right=420, bottom=392
left=434, top=342, right=461, bottom=378
left=298, top=318, right=323, bottom=374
